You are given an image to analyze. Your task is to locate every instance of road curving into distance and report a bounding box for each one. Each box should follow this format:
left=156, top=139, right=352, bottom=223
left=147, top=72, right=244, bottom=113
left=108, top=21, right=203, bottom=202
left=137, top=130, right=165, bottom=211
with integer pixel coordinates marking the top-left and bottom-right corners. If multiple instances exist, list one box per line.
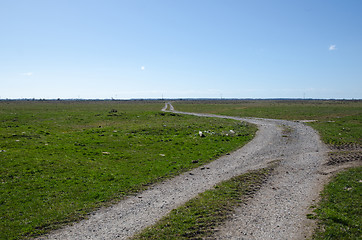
left=39, top=102, right=329, bottom=240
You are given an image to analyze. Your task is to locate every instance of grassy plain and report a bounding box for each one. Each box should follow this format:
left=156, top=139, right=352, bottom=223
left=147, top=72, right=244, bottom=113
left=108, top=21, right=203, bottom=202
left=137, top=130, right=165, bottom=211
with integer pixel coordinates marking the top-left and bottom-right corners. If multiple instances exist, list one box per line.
left=1, top=99, right=360, bottom=239
left=0, top=100, right=256, bottom=240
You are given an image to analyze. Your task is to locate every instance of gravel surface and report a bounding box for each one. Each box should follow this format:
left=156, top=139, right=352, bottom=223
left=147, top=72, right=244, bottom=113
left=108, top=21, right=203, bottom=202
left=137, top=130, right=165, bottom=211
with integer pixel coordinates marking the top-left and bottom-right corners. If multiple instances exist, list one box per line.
left=38, top=103, right=329, bottom=240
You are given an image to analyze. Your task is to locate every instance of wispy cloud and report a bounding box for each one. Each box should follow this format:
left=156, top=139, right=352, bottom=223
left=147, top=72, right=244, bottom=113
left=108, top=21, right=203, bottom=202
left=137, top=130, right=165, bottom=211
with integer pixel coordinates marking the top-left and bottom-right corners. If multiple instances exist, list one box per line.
left=21, top=72, right=33, bottom=76
left=329, top=45, right=336, bottom=51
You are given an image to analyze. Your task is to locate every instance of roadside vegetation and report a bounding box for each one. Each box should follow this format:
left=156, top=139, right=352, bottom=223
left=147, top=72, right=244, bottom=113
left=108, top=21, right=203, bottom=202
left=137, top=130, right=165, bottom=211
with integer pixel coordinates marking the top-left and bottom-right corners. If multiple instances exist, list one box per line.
left=133, top=164, right=276, bottom=240
left=311, top=166, right=361, bottom=239
left=0, top=100, right=256, bottom=240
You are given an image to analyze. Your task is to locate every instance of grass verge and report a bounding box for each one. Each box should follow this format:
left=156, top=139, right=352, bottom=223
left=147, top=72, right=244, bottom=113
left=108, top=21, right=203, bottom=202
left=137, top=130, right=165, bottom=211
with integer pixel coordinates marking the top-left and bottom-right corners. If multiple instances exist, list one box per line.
left=310, top=167, right=361, bottom=239
left=132, top=163, right=277, bottom=240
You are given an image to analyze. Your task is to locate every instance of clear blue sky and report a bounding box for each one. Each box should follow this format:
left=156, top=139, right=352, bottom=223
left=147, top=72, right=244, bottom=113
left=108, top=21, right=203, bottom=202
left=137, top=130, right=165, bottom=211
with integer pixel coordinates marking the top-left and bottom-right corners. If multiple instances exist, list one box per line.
left=1, top=0, right=361, bottom=99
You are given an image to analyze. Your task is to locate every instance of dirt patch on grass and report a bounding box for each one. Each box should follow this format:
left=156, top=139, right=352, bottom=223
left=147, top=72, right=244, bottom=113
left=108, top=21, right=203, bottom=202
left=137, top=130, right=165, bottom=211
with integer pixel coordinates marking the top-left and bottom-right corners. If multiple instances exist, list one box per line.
left=319, top=144, right=362, bottom=176
left=325, top=143, right=361, bottom=167
left=328, top=143, right=361, bottom=151
left=326, top=150, right=362, bottom=166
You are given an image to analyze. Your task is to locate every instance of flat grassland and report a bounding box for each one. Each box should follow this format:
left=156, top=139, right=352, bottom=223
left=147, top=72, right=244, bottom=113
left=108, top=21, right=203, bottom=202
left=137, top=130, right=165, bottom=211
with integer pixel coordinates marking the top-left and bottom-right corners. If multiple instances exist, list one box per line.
left=1, top=99, right=361, bottom=239
left=0, top=100, right=256, bottom=240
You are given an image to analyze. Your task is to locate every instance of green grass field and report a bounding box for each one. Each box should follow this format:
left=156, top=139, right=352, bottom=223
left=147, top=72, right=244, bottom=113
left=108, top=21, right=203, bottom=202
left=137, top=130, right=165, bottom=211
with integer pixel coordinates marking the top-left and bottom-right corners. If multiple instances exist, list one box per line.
left=0, top=100, right=256, bottom=239
left=1, top=99, right=360, bottom=239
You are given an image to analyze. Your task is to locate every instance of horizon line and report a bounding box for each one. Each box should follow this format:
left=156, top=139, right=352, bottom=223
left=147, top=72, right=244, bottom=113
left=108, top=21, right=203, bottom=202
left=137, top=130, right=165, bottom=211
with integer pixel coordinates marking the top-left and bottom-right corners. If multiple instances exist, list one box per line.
left=1, top=98, right=361, bottom=101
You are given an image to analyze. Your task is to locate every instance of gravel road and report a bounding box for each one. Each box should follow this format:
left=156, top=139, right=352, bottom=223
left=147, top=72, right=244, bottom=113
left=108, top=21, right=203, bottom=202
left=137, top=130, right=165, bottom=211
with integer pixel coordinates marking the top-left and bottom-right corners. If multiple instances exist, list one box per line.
left=39, top=103, right=329, bottom=240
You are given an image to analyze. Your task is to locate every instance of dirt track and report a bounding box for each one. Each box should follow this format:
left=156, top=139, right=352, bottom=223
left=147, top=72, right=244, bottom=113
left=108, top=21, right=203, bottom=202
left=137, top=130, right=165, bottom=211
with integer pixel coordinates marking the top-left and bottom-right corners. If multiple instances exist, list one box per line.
left=39, top=103, right=330, bottom=240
